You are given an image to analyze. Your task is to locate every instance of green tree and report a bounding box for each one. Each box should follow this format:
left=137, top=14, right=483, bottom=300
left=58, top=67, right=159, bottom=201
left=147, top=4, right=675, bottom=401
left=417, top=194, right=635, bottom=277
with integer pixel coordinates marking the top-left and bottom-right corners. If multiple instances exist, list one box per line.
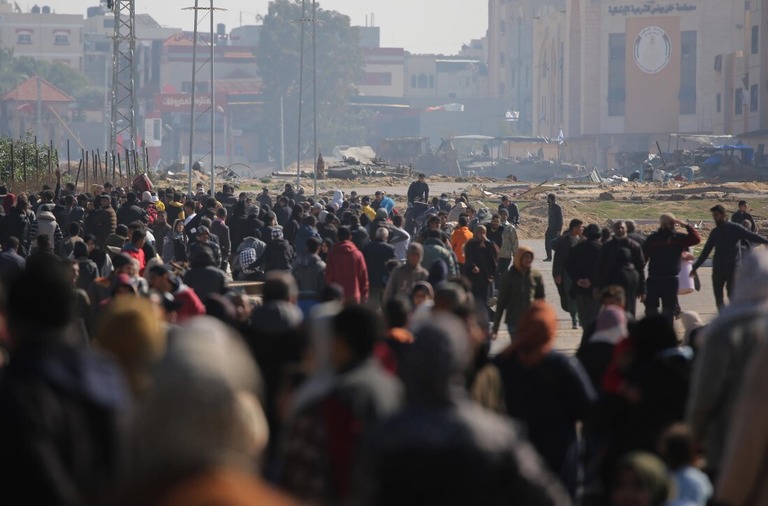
left=0, top=132, right=58, bottom=184
left=255, top=0, right=363, bottom=164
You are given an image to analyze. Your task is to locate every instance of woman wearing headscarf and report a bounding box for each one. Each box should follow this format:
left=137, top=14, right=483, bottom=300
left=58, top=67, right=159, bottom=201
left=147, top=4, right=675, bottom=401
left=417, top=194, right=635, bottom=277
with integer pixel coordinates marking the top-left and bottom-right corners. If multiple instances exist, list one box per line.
left=162, top=219, right=188, bottom=265
left=492, top=245, right=545, bottom=340
left=476, top=301, right=595, bottom=494
left=283, top=204, right=304, bottom=245
left=576, top=305, right=629, bottom=391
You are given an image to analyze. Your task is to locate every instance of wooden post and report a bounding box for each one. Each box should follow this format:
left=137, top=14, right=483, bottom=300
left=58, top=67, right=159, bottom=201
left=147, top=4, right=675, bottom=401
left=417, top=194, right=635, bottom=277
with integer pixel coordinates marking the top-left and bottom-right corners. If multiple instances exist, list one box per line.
left=66, top=140, right=70, bottom=186
left=124, top=148, right=131, bottom=179
left=83, top=149, right=88, bottom=189
left=47, top=141, right=52, bottom=175
left=34, top=137, right=39, bottom=184
left=112, top=151, right=116, bottom=181
left=117, top=152, right=123, bottom=182
left=132, top=150, right=139, bottom=176
left=22, top=145, right=26, bottom=182
left=74, top=159, right=82, bottom=189
left=9, top=142, right=14, bottom=184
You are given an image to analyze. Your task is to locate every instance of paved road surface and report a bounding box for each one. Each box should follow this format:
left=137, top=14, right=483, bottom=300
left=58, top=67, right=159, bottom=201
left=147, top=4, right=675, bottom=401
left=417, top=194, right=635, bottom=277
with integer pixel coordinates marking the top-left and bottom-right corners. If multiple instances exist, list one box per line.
left=488, top=239, right=718, bottom=356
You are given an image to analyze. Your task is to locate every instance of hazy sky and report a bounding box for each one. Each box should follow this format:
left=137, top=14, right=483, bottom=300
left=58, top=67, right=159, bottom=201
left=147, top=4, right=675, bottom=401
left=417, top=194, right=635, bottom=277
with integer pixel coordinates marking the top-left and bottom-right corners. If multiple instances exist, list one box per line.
left=44, top=0, right=488, bottom=54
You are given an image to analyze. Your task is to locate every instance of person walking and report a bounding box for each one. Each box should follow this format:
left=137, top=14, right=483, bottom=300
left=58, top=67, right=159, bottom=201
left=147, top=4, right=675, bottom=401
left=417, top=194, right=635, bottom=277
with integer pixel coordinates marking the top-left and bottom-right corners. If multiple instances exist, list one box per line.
left=565, top=224, right=603, bottom=330
left=463, top=225, right=498, bottom=311
left=642, top=214, right=701, bottom=319
left=553, top=219, right=584, bottom=328
left=383, top=243, right=428, bottom=303
left=691, top=204, right=768, bottom=310
left=496, top=208, right=519, bottom=286
left=450, top=214, right=473, bottom=268
left=363, top=227, right=396, bottom=309
left=325, top=226, right=369, bottom=304
left=731, top=199, right=757, bottom=232
left=543, top=193, right=563, bottom=262
left=492, top=245, right=545, bottom=340
left=594, top=220, right=646, bottom=316
left=407, top=173, right=429, bottom=204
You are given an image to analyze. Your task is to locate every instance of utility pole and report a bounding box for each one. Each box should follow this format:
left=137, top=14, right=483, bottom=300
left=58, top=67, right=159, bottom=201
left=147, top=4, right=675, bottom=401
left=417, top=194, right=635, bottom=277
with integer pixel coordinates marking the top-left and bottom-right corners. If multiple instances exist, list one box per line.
left=110, top=0, right=137, bottom=155
left=184, top=0, right=223, bottom=195
left=296, top=0, right=318, bottom=196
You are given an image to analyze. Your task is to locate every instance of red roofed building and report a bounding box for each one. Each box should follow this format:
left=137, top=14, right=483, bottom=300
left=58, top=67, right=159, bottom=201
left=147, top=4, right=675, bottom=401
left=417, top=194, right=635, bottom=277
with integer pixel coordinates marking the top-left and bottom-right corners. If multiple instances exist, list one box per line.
left=2, top=76, right=76, bottom=144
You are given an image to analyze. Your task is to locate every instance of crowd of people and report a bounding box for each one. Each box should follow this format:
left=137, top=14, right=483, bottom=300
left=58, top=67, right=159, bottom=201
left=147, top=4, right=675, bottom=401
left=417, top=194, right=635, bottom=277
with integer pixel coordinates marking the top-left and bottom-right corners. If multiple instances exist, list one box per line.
left=0, top=170, right=764, bottom=506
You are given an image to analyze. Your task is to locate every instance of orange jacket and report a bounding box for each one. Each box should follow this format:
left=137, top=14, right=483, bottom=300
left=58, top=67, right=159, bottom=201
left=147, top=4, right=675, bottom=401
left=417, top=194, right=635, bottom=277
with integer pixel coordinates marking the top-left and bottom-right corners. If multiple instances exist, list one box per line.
left=451, top=226, right=473, bottom=264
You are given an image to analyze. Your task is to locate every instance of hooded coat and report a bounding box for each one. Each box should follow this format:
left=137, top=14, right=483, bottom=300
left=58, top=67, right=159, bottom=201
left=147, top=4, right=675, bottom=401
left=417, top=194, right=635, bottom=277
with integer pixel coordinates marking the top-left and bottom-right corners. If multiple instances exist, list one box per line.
left=687, top=249, right=768, bottom=474
left=421, top=237, right=458, bottom=276
left=293, top=223, right=321, bottom=256
left=30, top=208, right=63, bottom=251
left=383, top=246, right=429, bottom=303
left=325, top=239, right=369, bottom=303
left=293, top=253, right=326, bottom=298
left=357, top=317, right=571, bottom=506
left=493, top=246, right=545, bottom=333
left=483, top=302, right=595, bottom=485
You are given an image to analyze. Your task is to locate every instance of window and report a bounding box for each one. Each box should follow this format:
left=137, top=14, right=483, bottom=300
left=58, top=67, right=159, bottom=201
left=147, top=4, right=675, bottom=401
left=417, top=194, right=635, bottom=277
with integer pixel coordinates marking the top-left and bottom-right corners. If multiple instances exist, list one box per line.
left=679, top=31, right=697, bottom=114
left=54, top=33, right=69, bottom=45
left=751, top=84, right=758, bottom=112
left=17, top=32, right=32, bottom=44
left=428, top=75, right=434, bottom=88
left=607, top=33, right=625, bottom=116
left=736, top=88, right=744, bottom=115
left=500, top=20, right=506, bottom=35
left=362, top=72, right=392, bottom=86
left=417, top=73, right=427, bottom=88
left=752, top=26, right=759, bottom=54
left=716, top=92, right=721, bottom=113
left=410, top=75, right=417, bottom=88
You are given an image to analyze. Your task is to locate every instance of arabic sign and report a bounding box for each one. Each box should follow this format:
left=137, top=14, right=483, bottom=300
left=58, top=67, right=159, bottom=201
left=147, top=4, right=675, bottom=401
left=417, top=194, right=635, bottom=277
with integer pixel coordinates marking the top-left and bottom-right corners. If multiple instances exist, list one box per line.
left=155, top=93, right=227, bottom=112
left=608, top=3, right=696, bottom=16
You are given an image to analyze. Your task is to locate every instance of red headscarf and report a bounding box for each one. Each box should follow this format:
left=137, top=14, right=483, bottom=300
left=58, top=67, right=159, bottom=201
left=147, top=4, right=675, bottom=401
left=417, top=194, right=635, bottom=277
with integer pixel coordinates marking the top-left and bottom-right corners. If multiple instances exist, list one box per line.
left=504, top=301, right=558, bottom=367
left=3, top=193, right=15, bottom=215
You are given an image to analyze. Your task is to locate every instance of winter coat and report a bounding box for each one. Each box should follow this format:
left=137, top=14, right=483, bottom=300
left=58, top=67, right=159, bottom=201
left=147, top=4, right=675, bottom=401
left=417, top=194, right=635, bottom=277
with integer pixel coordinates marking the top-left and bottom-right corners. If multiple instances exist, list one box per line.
left=383, top=262, right=428, bottom=303
left=493, top=246, right=545, bottom=332
left=716, top=319, right=768, bottom=505
left=687, top=252, right=768, bottom=474
left=421, top=237, right=458, bottom=276
left=2, top=207, right=33, bottom=255
left=0, top=342, right=130, bottom=505
left=547, top=202, right=563, bottom=232
left=565, top=238, right=602, bottom=297
left=692, top=221, right=768, bottom=276
left=116, top=202, right=147, bottom=226
left=643, top=225, right=701, bottom=278
left=363, top=239, right=396, bottom=289
left=30, top=210, right=63, bottom=251
left=85, top=207, right=117, bottom=249
left=257, top=238, right=295, bottom=273
left=210, top=219, right=231, bottom=264
left=450, top=226, right=473, bottom=264
left=164, top=201, right=185, bottom=223
left=183, top=265, right=228, bottom=301
left=293, top=253, right=326, bottom=298
left=325, top=239, right=369, bottom=303
left=489, top=351, right=595, bottom=479
left=407, top=180, right=429, bottom=203
left=293, top=224, right=321, bottom=257
left=280, top=359, right=402, bottom=503
left=595, top=236, right=646, bottom=294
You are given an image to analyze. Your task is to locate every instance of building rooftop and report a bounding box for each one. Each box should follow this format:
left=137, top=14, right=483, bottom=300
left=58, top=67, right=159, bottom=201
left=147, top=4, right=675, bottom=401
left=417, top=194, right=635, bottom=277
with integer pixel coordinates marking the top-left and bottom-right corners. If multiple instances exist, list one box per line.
left=3, top=76, right=75, bottom=103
